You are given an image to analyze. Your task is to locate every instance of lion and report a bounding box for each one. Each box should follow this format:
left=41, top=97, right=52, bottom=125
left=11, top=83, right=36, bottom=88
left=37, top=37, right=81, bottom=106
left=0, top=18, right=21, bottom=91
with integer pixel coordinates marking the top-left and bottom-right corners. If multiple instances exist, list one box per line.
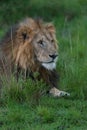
left=0, top=18, right=70, bottom=97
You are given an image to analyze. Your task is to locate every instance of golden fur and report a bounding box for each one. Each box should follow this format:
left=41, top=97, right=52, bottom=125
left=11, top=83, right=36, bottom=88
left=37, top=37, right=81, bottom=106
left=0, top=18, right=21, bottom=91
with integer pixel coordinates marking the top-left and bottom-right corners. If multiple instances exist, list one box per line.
left=0, top=18, right=70, bottom=97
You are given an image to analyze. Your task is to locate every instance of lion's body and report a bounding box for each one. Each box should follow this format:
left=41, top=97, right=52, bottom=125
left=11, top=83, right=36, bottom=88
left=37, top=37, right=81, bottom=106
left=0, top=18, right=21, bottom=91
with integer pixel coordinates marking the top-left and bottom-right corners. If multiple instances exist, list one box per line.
left=0, top=18, right=69, bottom=97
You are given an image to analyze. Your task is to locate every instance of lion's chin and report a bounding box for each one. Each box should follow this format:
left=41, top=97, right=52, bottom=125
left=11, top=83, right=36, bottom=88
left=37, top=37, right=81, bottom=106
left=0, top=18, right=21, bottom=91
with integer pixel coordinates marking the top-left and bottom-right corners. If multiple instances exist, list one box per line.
left=42, top=62, right=56, bottom=70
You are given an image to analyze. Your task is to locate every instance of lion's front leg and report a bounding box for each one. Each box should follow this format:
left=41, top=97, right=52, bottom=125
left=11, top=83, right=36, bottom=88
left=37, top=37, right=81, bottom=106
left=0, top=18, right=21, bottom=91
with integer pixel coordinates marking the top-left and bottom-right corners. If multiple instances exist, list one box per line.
left=49, top=87, right=70, bottom=97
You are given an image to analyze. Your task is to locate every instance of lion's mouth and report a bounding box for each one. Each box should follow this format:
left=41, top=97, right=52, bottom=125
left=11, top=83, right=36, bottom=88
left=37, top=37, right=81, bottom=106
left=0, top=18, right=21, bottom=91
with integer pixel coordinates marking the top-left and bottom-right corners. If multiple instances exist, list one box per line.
left=38, top=57, right=58, bottom=70
left=42, top=62, right=56, bottom=70
left=41, top=60, right=54, bottom=64
left=40, top=57, right=58, bottom=64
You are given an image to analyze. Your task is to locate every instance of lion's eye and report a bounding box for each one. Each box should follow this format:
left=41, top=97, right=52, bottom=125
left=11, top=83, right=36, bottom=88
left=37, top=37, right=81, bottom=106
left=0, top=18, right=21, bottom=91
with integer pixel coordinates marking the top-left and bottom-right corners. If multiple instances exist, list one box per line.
left=38, top=40, right=44, bottom=47
left=51, top=39, right=54, bottom=43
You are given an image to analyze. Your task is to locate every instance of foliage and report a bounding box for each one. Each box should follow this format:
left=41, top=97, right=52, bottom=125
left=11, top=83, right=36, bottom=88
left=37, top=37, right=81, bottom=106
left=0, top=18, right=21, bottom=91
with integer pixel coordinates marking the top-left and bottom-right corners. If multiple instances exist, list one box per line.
left=0, top=73, right=46, bottom=105
left=0, top=0, right=87, bottom=26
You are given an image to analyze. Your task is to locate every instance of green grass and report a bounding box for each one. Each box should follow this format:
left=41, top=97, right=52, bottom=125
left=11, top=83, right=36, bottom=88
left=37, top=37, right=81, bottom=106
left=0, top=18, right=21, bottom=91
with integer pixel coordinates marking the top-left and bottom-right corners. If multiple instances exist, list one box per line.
left=0, top=0, right=87, bottom=130
left=0, top=98, right=87, bottom=130
left=55, top=16, right=87, bottom=99
left=0, top=0, right=86, bottom=26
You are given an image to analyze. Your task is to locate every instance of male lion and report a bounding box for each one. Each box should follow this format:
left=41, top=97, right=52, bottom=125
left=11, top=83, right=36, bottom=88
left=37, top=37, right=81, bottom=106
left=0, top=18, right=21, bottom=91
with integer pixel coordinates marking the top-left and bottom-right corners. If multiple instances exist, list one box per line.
left=0, top=18, right=70, bottom=97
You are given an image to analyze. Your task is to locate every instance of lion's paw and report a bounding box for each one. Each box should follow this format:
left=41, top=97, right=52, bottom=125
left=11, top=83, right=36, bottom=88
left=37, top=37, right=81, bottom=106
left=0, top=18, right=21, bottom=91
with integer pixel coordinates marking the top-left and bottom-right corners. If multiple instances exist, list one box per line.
left=49, top=87, right=70, bottom=97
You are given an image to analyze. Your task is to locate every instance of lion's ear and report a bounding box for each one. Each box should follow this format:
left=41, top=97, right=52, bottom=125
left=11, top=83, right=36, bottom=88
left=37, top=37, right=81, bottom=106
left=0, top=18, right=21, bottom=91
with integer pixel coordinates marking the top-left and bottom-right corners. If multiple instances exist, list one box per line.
left=46, top=23, right=55, bottom=33
left=22, top=32, right=28, bottom=40
left=18, top=27, right=32, bottom=42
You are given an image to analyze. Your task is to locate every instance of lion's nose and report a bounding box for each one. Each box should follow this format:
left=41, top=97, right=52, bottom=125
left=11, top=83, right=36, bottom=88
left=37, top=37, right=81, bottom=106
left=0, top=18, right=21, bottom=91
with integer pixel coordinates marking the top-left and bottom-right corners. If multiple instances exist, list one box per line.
left=49, top=54, right=58, bottom=60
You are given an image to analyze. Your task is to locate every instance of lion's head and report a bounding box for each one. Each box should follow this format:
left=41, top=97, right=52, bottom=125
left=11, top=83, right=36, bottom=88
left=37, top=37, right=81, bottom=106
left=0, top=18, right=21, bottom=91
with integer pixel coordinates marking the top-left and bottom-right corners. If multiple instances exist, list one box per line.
left=2, top=18, right=58, bottom=71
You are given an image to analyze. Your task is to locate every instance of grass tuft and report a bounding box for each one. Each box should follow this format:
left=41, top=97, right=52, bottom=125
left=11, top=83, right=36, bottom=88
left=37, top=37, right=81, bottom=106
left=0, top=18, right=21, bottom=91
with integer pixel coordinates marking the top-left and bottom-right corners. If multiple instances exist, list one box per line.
left=0, top=74, right=47, bottom=105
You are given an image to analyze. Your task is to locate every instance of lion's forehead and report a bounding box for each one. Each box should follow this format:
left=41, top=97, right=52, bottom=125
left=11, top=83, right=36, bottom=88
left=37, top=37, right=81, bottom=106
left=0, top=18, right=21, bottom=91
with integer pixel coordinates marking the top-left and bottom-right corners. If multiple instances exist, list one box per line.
left=35, top=29, right=57, bottom=42
left=43, top=32, right=58, bottom=50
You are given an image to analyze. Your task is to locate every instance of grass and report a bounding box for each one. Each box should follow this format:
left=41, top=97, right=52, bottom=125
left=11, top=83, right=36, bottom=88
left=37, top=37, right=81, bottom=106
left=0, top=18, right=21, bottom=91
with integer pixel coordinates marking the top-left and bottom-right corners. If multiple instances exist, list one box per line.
left=0, top=98, right=87, bottom=130
left=0, top=0, right=86, bottom=26
left=0, top=0, right=87, bottom=130
left=55, top=16, right=87, bottom=99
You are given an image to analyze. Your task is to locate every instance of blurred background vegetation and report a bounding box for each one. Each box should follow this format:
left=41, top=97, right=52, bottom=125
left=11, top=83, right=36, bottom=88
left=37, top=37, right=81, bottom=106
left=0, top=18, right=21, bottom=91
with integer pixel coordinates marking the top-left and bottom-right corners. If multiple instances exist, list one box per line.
left=0, top=0, right=87, bottom=26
